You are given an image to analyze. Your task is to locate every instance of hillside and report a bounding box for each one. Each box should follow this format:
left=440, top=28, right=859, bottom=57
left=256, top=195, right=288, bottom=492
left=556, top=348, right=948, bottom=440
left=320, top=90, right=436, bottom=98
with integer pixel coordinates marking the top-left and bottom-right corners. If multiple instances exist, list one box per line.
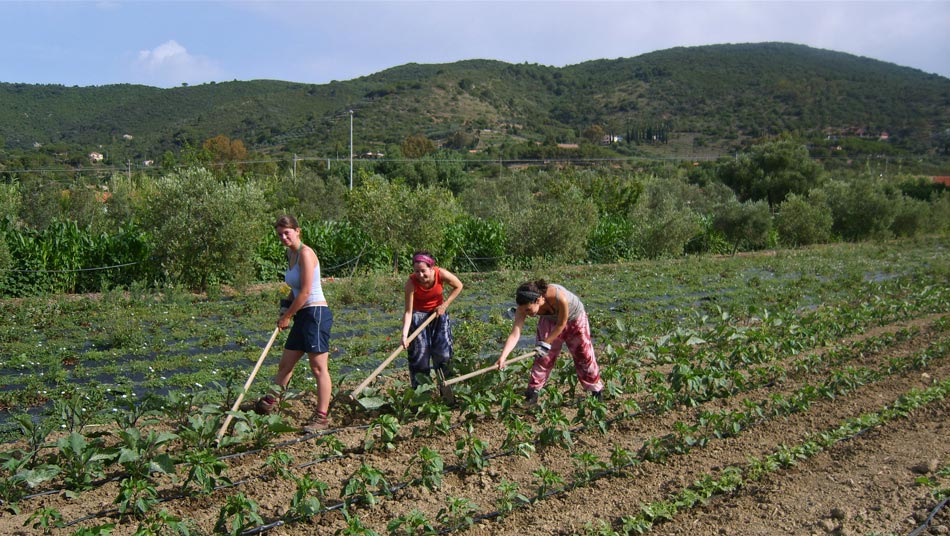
left=1, top=42, right=948, bottom=166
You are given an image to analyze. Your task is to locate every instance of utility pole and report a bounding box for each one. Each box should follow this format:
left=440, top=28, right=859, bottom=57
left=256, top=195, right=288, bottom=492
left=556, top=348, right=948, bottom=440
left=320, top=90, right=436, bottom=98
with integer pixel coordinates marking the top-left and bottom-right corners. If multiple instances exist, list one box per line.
left=349, top=110, right=354, bottom=190
left=292, top=153, right=298, bottom=181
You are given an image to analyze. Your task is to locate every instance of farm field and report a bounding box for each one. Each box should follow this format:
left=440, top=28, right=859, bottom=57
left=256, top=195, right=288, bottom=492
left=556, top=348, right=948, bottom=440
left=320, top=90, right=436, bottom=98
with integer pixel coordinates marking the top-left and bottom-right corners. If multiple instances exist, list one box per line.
left=0, top=237, right=948, bottom=535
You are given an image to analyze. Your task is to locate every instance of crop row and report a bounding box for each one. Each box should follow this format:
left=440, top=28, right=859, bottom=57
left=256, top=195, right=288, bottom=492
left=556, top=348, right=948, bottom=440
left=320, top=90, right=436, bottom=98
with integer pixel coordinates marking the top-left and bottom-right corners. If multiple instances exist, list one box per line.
left=2, top=276, right=945, bottom=534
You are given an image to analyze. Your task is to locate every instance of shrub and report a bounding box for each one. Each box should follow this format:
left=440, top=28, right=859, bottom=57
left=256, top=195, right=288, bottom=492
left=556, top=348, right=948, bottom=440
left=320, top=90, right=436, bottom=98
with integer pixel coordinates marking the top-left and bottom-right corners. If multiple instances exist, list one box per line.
left=346, top=175, right=462, bottom=273
left=442, top=215, right=507, bottom=271
left=141, top=167, right=267, bottom=291
left=506, top=175, right=597, bottom=262
left=822, top=178, right=895, bottom=241
left=264, top=168, right=348, bottom=223
left=776, top=192, right=833, bottom=247
left=630, top=178, right=701, bottom=259
left=712, top=199, right=772, bottom=254
left=889, top=195, right=929, bottom=237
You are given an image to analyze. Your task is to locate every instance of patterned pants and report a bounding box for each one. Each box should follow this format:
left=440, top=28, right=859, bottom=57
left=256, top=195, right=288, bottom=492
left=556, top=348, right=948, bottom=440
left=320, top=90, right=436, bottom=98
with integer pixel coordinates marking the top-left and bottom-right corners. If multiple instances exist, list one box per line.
left=407, top=311, right=453, bottom=387
left=528, top=312, right=603, bottom=393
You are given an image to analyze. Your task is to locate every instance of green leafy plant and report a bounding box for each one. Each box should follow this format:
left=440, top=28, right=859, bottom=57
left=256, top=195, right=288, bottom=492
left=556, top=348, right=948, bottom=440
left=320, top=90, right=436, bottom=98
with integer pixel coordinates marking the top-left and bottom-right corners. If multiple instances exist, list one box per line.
left=495, top=479, right=530, bottom=516
left=55, top=432, right=115, bottom=494
left=436, top=496, right=479, bottom=529
left=116, top=427, right=177, bottom=479
left=180, top=449, right=231, bottom=495
left=406, top=446, right=444, bottom=491
left=214, top=493, right=264, bottom=536
left=342, top=463, right=391, bottom=506
left=572, top=451, right=609, bottom=483
left=532, top=465, right=564, bottom=500
left=114, top=476, right=159, bottom=519
left=132, top=508, right=194, bottom=536
left=317, top=434, right=346, bottom=457
left=336, top=504, right=381, bottom=535
left=263, top=450, right=294, bottom=480
left=230, top=411, right=296, bottom=449
left=364, top=414, right=400, bottom=452
left=69, top=523, right=117, bottom=536
left=175, top=407, right=223, bottom=451
left=537, top=408, right=573, bottom=449
left=386, top=508, right=436, bottom=536
left=286, top=473, right=329, bottom=521
left=454, top=433, right=489, bottom=475
left=23, top=506, right=64, bottom=535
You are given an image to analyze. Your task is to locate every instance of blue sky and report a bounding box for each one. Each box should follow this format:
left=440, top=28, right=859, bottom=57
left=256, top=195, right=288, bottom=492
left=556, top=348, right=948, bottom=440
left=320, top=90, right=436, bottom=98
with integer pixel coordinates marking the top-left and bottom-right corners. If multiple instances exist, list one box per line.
left=2, top=0, right=948, bottom=88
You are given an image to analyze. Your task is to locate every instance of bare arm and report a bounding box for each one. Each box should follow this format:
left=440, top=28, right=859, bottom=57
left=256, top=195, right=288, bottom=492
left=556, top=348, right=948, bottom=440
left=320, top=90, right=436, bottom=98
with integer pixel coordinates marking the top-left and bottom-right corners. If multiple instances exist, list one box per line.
left=436, top=268, right=464, bottom=316
left=496, top=308, right=528, bottom=369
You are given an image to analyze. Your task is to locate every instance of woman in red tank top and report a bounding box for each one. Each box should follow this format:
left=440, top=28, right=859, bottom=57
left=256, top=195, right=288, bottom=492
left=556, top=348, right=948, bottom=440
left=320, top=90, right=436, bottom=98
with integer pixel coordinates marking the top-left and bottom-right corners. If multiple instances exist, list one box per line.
left=401, top=251, right=463, bottom=388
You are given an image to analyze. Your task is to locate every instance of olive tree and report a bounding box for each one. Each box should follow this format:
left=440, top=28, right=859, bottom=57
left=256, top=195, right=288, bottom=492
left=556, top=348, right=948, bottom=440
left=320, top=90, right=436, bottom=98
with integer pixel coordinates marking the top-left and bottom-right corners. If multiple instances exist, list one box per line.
left=716, top=140, right=825, bottom=207
left=822, top=178, right=895, bottom=241
left=141, top=167, right=267, bottom=291
left=346, top=175, right=461, bottom=273
left=629, top=176, right=702, bottom=259
left=776, top=192, right=833, bottom=247
left=712, top=199, right=773, bottom=255
left=505, top=174, right=598, bottom=263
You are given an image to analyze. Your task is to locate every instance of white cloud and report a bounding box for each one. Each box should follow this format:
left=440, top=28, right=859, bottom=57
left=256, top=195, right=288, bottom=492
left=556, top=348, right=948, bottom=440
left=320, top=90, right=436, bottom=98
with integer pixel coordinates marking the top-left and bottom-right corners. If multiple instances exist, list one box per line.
left=132, top=40, right=226, bottom=87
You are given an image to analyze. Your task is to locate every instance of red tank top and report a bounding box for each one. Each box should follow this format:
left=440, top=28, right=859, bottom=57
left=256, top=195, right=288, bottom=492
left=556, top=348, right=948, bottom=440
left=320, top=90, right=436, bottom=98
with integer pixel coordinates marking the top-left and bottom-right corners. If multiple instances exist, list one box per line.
left=411, top=268, right=444, bottom=312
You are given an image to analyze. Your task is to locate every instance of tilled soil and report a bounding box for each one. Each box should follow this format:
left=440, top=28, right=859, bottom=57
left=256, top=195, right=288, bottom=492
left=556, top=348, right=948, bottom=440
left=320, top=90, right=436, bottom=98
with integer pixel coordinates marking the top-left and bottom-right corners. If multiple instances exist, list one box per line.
left=3, top=313, right=948, bottom=536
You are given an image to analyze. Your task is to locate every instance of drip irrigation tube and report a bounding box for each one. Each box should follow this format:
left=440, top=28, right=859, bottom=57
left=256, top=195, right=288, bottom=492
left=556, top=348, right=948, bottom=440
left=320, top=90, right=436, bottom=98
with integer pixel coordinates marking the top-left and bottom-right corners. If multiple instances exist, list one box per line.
left=908, top=498, right=949, bottom=536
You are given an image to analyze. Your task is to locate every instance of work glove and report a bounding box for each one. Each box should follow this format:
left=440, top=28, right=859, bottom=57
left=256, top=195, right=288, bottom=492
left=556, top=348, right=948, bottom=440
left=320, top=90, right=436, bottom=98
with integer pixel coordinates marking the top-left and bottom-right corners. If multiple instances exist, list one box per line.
left=535, top=341, right=551, bottom=358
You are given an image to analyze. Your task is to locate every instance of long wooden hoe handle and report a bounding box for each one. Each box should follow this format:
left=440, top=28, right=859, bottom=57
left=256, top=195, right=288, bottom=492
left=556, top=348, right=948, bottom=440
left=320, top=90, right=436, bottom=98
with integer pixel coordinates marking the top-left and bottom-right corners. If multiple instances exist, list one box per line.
left=349, top=311, right=439, bottom=399
left=215, top=327, right=281, bottom=445
left=442, top=350, right=535, bottom=387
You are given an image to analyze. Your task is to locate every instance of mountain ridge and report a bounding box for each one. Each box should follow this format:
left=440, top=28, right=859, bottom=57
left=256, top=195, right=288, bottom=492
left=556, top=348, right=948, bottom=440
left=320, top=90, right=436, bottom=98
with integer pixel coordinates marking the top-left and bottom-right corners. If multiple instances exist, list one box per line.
left=1, top=42, right=947, bottom=165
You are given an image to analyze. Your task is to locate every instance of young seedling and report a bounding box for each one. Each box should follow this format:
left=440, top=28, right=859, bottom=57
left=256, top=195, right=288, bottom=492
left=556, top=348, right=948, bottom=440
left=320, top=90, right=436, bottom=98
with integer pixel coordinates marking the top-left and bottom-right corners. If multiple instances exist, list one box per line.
left=436, top=496, right=479, bottom=529
left=495, top=479, right=529, bottom=516
left=214, top=493, right=264, bottom=536
left=364, top=414, right=400, bottom=452
left=180, top=449, right=231, bottom=495
left=114, top=476, right=159, bottom=520
left=532, top=465, right=564, bottom=500
left=386, top=509, right=436, bottom=535
left=286, top=473, right=328, bottom=521
left=342, top=463, right=391, bottom=506
left=406, top=446, right=444, bottom=491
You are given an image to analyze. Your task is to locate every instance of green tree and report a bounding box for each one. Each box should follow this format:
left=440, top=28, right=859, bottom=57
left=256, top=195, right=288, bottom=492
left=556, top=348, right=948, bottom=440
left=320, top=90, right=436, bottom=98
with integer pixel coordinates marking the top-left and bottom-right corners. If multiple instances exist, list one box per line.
left=506, top=176, right=597, bottom=262
left=776, top=192, right=833, bottom=246
left=445, top=130, right=477, bottom=151
left=345, top=175, right=461, bottom=273
left=401, top=134, right=436, bottom=159
left=716, top=140, right=825, bottom=206
left=822, top=178, right=895, bottom=241
left=629, top=176, right=702, bottom=259
left=141, top=167, right=266, bottom=290
left=713, top=199, right=772, bottom=254
left=582, top=124, right=605, bottom=144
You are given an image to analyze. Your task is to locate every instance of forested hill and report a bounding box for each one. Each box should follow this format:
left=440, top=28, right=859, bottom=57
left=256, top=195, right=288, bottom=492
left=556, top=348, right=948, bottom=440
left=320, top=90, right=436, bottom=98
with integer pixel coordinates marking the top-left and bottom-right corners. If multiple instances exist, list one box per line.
left=1, top=42, right=948, bottom=163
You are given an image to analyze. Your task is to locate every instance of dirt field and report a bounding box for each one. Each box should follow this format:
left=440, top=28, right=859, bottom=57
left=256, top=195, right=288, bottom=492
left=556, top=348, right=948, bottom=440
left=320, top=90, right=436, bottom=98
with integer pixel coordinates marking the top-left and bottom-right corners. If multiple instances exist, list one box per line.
left=3, top=313, right=948, bottom=536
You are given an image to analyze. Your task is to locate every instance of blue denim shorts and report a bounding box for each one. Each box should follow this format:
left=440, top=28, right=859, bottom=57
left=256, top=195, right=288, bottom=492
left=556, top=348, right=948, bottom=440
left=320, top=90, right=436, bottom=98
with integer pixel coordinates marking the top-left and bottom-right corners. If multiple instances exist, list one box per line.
left=285, top=306, right=333, bottom=354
